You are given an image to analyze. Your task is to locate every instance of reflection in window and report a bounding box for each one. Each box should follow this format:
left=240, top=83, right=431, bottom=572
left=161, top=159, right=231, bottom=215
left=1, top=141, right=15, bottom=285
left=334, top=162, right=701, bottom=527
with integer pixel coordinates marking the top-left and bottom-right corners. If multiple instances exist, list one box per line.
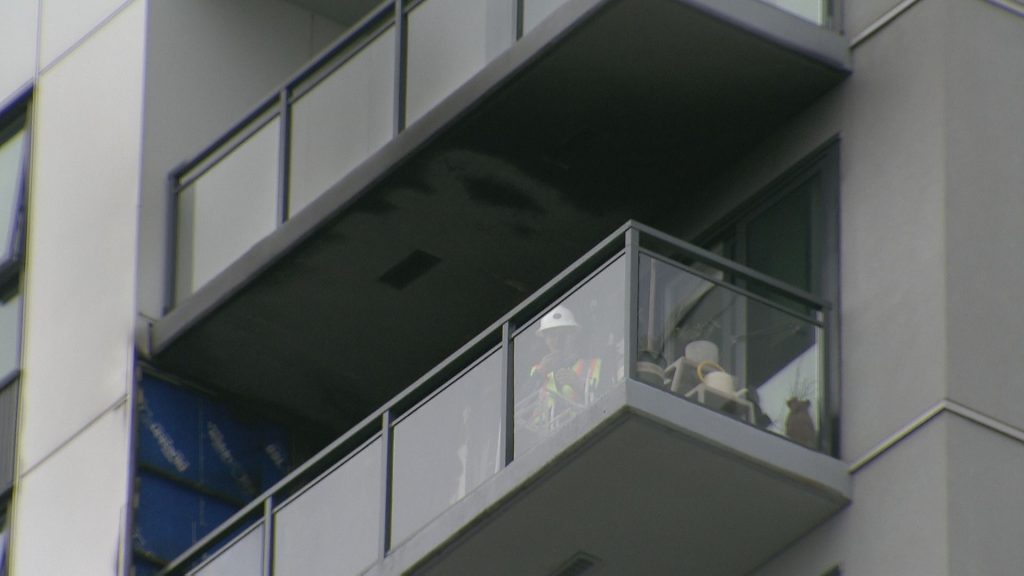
left=513, top=256, right=626, bottom=458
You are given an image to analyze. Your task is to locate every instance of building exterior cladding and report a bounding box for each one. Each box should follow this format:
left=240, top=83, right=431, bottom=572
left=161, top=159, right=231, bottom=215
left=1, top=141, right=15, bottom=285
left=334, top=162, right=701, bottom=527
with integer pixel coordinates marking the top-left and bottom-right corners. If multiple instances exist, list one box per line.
left=1, top=0, right=1023, bottom=575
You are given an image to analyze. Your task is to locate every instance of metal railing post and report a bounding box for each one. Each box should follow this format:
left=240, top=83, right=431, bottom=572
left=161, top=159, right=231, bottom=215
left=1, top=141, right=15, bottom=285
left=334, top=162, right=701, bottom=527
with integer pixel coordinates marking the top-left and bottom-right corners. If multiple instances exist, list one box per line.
left=394, top=0, right=408, bottom=134
left=261, top=497, right=275, bottom=576
left=379, top=410, right=395, bottom=558
left=277, top=89, right=291, bottom=224
left=624, top=227, right=640, bottom=381
left=500, top=321, right=515, bottom=466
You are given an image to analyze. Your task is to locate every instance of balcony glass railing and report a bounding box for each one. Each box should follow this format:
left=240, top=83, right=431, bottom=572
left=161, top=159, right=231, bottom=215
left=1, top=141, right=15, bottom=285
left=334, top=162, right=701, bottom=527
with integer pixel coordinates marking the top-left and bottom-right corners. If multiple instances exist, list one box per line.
left=160, top=222, right=835, bottom=575
left=165, top=0, right=841, bottom=309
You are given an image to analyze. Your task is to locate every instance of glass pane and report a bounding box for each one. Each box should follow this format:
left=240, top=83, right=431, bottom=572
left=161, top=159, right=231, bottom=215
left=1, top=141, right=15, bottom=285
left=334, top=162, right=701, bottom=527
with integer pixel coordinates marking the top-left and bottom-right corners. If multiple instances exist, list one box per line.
left=176, top=118, right=281, bottom=299
left=273, top=438, right=382, bottom=576
left=392, top=352, right=501, bottom=545
left=0, top=382, right=17, bottom=493
left=513, top=256, right=626, bottom=458
left=0, top=128, right=25, bottom=263
left=523, top=0, right=571, bottom=34
left=406, top=0, right=515, bottom=125
left=637, top=254, right=824, bottom=451
left=0, top=293, right=21, bottom=380
left=289, top=27, right=396, bottom=216
left=191, top=523, right=263, bottom=576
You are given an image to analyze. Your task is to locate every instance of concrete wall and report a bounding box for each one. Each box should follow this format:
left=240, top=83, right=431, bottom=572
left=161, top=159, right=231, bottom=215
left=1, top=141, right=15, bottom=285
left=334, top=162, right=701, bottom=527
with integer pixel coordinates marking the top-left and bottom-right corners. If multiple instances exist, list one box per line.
left=10, top=2, right=145, bottom=573
left=753, top=415, right=952, bottom=576
left=723, top=1, right=1024, bottom=574
left=134, top=0, right=345, bottom=325
left=693, top=0, right=950, bottom=460
left=943, top=0, right=1024, bottom=432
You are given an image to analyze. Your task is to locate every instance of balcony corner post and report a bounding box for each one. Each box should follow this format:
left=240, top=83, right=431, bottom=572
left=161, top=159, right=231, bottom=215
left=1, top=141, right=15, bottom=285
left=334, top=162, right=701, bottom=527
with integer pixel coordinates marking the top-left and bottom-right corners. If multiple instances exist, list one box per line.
left=379, top=410, right=396, bottom=558
left=624, top=227, right=640, bottom=382
left=500, top=321, right=516, bottom=466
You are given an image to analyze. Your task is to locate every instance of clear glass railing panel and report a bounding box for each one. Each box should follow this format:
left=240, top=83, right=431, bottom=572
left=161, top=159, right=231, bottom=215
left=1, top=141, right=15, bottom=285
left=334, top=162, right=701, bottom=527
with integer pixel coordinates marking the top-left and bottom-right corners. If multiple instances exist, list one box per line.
left=405, top=0, right=516, bottom=125
left=513, top=256, right=626, bottom=458
left=523, top=0, right=571, bottom=34
left=759, top=0, right=831, bottom=26
left=175, top=117, right=281, bottom=300
left=188, top=523, right=263, bottom=576
left=636, top=254, right=825, bottom=451
left=273, top=438, right=382, bottom=576
left=289, top=26, right=396, bottom=217
left=392, top=351, right=502, bottom=545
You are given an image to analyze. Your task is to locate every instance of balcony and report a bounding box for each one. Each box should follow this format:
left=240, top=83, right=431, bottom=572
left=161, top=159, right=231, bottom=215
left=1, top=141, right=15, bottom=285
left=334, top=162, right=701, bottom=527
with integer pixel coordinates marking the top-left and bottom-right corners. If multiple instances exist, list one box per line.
left=150, top=0, right=849, bottom=436
left=160, top=223, right=848, bottom=576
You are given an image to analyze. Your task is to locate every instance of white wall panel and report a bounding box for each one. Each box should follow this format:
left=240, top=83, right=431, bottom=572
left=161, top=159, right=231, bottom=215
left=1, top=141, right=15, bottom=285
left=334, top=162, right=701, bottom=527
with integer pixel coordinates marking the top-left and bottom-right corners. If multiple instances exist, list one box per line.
left=39, top=0, right=131, bottom=68
left=19, top=0, right=144, bottom=469
left=0, top=0, right=38, bottom=105
left=11, top=403, right=131, bottom=576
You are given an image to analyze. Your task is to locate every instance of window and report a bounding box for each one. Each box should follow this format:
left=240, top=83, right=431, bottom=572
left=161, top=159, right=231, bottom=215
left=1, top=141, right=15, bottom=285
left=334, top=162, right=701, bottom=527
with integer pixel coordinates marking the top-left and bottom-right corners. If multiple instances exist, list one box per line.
left=0, top=95, right=30, bottom=576
left=701, top=142, right=838, bottom=302
left=698, top=141, right=839, bottom=452
left=0, top=105, right=27, bottom=287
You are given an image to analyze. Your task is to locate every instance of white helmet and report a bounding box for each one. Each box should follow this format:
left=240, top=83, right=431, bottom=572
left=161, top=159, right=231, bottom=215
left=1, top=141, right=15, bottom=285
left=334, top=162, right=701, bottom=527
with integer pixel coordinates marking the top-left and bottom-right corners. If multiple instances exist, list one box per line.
left=538, top=305, right=579, bottom=333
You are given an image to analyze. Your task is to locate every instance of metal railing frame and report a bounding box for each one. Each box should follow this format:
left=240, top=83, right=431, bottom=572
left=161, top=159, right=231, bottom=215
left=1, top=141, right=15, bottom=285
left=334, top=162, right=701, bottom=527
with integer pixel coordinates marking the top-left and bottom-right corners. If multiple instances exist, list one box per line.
left=159, top=221, right=835, bottom=575
left=162, top=0, right=841, bottom=313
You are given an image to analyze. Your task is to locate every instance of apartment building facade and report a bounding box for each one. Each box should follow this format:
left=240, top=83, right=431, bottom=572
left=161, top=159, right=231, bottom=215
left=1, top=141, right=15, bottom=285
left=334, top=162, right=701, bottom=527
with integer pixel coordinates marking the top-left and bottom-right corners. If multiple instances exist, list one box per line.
left=1, top=0, right=1024, bottom=574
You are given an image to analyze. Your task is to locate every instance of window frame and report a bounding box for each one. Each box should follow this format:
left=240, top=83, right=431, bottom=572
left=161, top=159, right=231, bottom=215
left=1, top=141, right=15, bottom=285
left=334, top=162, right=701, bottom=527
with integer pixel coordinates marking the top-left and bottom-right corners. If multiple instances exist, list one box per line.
left=696, top=139, right=840, bottom=455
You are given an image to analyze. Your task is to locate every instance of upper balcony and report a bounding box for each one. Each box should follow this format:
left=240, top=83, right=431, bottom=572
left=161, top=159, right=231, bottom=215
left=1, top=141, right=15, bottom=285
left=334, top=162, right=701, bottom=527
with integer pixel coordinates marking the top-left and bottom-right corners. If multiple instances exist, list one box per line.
left=160, top=222, right=848, bottom=576
left=150, top=0, right=849, bottom=436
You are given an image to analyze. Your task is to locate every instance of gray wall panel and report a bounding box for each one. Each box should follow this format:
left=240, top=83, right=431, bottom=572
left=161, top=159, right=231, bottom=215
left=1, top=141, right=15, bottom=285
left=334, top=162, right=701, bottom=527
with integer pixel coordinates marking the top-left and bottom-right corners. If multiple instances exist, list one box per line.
left=944, top=0, right=1024, bottom=432
left=948, top=416, right=1024, bottom=576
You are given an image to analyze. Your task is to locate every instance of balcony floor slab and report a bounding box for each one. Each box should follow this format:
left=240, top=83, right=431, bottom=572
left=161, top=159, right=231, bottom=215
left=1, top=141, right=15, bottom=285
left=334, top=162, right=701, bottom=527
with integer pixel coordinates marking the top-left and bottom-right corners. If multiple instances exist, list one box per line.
left=372, top=380, right=849, bottom=576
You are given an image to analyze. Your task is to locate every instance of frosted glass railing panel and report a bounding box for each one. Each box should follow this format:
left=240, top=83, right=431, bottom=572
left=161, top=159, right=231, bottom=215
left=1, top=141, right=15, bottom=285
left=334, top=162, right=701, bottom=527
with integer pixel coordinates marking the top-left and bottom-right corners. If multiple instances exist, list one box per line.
left=405, top=0, right=515, bottom=125
left=523, top=0, right=571, bottom=34
left=760, top=0, right=828, bottom=25
left=273, top=438, right=382, bottom=576
left=513, top=256, right=626, bottom=458
left=289, top=27, right=396, bottom=216
left=391, top=351, right=502, bottom=546
left=637, top=254, right=825, bottom=451
left=190, top=524, right=263, bottom=576
left=176, top=118, right=280, bottom=300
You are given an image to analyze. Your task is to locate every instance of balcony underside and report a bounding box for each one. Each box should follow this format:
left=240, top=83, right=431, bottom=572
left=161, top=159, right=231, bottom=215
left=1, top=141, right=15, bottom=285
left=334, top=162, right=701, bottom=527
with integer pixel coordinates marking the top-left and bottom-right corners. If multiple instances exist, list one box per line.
left=150, top=0, right=849, bottom=433
left=373, top=381, right=849, bottom=576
